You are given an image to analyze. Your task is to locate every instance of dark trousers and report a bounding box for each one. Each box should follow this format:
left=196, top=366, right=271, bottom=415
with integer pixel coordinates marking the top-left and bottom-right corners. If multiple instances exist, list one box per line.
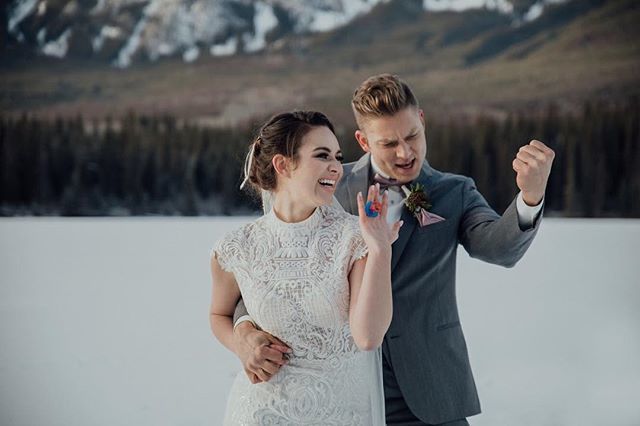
left=383, top=340, right=470, bottom=426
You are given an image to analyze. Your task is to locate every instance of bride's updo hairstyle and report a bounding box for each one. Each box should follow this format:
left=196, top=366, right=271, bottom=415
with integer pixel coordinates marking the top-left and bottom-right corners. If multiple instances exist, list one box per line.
left=240, top=111, right=336, bottom=192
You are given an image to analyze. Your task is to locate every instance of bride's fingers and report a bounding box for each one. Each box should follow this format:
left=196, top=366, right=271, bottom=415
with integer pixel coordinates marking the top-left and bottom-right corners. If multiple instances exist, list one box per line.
left=255, top=368, right=271, bottom=382
left=391, top=220, right=403, bottom=243
left=246, top=369, right=261, bottom=384
left=367, top=184, right=375, bottom=203
left=357, top=192, right=365, bottom=218
left=380, top=190, right=389, bottom=219
left=263, top=346, right=289, bottom=365
left=261, top=360, right=280, bottom=375
left=268, top=344, right=291, bottom=356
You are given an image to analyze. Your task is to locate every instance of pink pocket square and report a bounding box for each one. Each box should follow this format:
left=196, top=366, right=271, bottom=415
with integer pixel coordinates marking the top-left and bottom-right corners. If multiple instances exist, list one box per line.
left=417, top=209, right=445, bottom=227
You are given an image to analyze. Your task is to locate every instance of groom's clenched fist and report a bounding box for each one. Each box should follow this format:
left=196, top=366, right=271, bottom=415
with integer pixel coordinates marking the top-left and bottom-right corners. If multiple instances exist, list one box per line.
left=512, top=140, right=555, bottom=206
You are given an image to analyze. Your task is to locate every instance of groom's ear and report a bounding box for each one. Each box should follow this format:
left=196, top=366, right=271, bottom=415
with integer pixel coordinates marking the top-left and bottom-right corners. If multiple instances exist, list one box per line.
left=355, top=130, right=370, bottom=153
left=419, top=109, right=426, bottom=128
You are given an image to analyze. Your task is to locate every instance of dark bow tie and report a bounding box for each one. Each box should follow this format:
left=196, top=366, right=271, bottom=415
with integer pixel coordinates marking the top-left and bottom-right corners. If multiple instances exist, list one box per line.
left=372, top=173, right=404, bottom=192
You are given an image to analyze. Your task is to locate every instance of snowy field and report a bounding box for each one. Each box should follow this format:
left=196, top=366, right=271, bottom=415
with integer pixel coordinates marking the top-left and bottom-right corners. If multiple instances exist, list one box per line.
left=1, top=217, right=639, bottom=426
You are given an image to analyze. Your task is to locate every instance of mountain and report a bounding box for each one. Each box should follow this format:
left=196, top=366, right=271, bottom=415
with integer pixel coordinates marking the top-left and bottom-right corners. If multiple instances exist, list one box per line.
left=5, top=0, right=565, bottom=67
left=2, top=0, right=638, bottom=124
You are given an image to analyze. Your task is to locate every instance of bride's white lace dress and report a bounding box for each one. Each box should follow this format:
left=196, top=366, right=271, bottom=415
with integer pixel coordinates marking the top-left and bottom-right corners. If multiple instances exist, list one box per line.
left=213, top=204, right=385, bottom=425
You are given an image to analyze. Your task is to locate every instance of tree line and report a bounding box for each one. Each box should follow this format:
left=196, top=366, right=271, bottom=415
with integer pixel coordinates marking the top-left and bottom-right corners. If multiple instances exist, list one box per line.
left=1, top=99, right=638, bottom=217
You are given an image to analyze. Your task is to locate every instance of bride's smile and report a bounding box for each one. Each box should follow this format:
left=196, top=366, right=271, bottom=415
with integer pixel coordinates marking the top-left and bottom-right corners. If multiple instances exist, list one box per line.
left=272, top=125, right=344, bottom=222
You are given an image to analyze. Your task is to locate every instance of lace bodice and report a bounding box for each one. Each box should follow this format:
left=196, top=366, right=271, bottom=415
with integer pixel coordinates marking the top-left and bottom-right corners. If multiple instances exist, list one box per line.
left=213, top=205, right=384, bottom=425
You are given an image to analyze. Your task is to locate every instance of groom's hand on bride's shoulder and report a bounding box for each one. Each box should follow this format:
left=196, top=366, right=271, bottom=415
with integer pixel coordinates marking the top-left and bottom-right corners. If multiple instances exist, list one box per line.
left=234, top=322, right=292, bottom=384
left=512, top=139, right=555, bottom=206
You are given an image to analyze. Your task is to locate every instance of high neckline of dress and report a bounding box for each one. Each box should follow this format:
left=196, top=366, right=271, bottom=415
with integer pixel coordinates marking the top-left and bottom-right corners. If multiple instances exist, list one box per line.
left=265, top=205, right=324, bottom=231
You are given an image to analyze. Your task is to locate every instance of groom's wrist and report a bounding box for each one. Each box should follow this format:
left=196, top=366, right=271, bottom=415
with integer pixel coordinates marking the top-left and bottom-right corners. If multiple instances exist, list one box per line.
left=521, top=190, right=544, bottom=207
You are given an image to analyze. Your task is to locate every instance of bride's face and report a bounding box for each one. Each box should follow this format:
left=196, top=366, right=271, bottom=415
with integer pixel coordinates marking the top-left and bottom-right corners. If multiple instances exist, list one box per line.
left=281, top=126, right=344, bottom=206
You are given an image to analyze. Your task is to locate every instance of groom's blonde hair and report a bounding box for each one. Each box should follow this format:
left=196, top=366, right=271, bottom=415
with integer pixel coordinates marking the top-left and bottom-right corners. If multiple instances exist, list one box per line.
left=351, top=73, right=419, bottom=128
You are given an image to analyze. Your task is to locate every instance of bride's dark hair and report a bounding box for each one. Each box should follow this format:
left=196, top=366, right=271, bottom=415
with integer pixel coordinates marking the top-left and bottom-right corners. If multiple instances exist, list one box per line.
left=241, top=111, right=336, bottom=192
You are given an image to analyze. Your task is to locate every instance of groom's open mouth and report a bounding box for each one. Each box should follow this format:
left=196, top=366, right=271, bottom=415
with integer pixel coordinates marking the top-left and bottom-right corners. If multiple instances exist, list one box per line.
left=395, top=159, right=416, bottom=170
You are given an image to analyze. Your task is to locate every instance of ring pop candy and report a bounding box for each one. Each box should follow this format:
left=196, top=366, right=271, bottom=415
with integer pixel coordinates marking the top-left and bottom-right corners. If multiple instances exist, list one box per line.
left=365, top=200, right=382, bottom=218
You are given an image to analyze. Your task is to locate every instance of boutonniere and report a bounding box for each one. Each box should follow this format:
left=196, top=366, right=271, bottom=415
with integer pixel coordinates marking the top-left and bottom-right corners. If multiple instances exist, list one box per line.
left=401, top=183, right=445, bottom=227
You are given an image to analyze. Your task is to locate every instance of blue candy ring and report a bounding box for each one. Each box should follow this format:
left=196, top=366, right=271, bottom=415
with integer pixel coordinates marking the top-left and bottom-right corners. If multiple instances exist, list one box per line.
left=365, top=201, right=379, bottom=218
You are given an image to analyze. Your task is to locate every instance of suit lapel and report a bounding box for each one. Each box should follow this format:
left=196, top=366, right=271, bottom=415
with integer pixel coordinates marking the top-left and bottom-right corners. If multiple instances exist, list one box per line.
left=391, top=206, right=416, bottom=271
left=344, top=153, right=372, bottom=215
left=390, top=163, right=435, bottom=271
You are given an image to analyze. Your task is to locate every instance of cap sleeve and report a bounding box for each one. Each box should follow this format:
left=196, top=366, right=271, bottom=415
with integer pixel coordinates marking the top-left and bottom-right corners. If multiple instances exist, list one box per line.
left=345, top=215, right=368, bottom=269
left=210, top=230, right=243, bottom=273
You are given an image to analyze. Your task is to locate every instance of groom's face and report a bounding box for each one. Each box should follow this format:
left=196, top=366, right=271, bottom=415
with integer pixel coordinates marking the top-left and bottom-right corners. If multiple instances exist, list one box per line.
left=355, top=107, right=426, bottom=184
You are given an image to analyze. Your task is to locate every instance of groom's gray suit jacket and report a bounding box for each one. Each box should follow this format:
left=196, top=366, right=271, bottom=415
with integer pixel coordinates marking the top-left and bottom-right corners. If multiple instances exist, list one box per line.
left=334, top=153, right=541, bottom=424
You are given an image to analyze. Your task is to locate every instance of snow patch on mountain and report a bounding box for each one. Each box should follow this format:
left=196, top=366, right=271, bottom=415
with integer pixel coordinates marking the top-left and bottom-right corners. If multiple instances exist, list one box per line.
left=92, top=26, right=123, bottom=52
left=210, top=37, right=238, bottom=56
left=243, top=2, right=278, bottom=53
left=42, top=28, right=72, bottom=58
left=62, top=0, right=79, bottom=16
left=111, top=0, right=231, bottom=65
left=8, top=0, right=39, bottom=32
left=90, top=0, right=107, bottom=15
left=37, top=28, right=46, bottom=45
left=304, top=0, right=388, bottom=32
left=113, top=1, right=161, bottom=67
left=37, top=0, right=46, bottom=16
left=183, top=46, right=200, bottom=62
left=523, top=0, right=567, bottom=22
left=422, top=0, right=568, bottom=19
left=423, top=0, right=513, bottom=14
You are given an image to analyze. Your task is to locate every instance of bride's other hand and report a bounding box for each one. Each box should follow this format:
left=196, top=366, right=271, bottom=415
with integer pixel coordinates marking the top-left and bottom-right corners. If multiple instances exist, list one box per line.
left=349, top=183, right=397, bottom=351
left=357, top=184, right=402, bottom=252
left=234, top=322, right=291, bottom=383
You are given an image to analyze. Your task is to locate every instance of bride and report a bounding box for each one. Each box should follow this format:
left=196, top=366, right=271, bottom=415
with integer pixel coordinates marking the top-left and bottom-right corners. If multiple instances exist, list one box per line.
left=209, top=111, right=402, bottom=425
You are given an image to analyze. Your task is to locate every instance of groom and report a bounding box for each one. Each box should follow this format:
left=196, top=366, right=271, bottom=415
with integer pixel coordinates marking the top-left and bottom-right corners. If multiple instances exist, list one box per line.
left=232, top=74, right=554, bottom=425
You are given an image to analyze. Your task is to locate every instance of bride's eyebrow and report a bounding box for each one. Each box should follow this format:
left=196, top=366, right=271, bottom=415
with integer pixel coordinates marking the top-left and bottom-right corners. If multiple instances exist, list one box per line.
left=312, top=147, right=342, bottom=155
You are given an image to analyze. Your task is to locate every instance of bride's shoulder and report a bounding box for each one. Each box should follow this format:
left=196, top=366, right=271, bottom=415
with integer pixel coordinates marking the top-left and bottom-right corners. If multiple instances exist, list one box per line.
left=216, top=216, right=265, bottom=246
left=320, top=205, right=359, bottom=231
left=211, top=217, right=267, bottom=267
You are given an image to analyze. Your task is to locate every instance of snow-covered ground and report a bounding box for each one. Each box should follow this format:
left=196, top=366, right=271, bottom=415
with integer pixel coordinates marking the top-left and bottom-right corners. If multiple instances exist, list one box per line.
left=0, top=217, right=638, bottom=425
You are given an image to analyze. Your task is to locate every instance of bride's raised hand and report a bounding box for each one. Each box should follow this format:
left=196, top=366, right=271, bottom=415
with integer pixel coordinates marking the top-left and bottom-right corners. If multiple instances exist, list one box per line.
left=357, top=183, right=403, bottom=252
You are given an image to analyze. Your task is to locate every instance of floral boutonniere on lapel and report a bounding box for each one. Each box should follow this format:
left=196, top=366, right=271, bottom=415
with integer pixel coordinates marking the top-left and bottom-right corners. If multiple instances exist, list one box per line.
left=401, top=183, right=445, bottom=227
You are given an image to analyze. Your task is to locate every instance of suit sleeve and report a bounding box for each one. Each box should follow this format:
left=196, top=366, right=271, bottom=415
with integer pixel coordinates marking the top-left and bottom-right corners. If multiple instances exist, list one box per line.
left=458, top=177, right=541, bottom=268
left=233, top=298, right=250, bottom=325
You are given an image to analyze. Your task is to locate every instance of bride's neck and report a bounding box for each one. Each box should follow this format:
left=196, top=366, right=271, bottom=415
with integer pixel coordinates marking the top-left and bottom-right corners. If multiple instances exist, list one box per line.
left=271, top=190, right=316, bottom=223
